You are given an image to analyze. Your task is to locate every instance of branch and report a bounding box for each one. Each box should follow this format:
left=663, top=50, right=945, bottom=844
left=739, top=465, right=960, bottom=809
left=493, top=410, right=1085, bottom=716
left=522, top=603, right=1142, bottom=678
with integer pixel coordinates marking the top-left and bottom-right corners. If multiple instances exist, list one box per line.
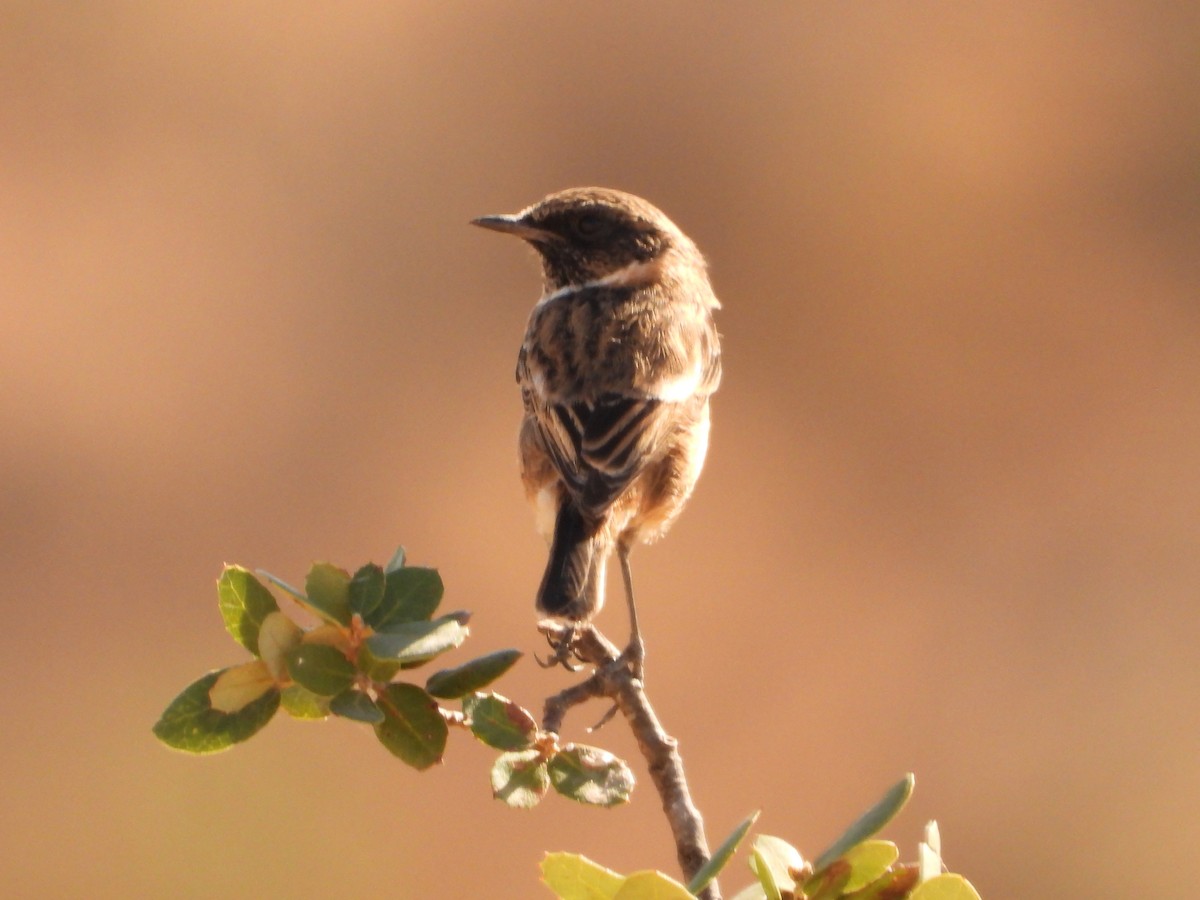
left=539, top=621, right=718, bottom=900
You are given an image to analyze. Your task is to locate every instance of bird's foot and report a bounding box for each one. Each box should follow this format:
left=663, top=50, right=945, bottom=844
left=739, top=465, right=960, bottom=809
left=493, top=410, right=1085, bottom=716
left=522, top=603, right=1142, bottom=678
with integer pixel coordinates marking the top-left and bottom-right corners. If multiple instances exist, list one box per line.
left=536, top=622, right=584, bottom=672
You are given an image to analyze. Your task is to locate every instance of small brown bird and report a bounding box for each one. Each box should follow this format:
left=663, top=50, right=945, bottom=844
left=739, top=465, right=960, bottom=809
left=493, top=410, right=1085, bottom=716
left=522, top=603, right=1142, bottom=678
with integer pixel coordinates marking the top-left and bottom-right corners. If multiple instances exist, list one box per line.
left=472, top=188, right=721, bottom=671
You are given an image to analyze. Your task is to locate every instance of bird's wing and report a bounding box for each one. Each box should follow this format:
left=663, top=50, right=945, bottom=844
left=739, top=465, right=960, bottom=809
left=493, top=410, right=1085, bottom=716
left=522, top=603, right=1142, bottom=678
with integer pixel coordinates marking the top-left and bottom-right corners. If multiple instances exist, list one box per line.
left=518, top=285, right=720, bottom=517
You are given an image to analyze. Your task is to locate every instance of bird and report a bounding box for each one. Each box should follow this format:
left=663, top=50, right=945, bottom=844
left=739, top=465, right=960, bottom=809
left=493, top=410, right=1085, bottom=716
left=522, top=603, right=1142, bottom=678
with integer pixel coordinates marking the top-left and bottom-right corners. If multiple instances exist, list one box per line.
left=472, top=187, right=721, bottom=676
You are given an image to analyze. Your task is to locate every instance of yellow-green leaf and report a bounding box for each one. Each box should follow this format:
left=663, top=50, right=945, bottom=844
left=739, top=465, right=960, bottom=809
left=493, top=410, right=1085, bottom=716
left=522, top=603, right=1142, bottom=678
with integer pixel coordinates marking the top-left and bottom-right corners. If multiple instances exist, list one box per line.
left=258, top=610, right=303, bottom=681
left=540, top=852, right=624, bottom=900
left=613, top=870, right=693, bottom=899
left=750, top=835, right=804, bottom=898
left=842, top=841, right=898, bottom=893
left=209, top=660, right=275, bottom=712
left=280, top=684, right=330, bottom=719
left=909, top=874, right=981, bottom=900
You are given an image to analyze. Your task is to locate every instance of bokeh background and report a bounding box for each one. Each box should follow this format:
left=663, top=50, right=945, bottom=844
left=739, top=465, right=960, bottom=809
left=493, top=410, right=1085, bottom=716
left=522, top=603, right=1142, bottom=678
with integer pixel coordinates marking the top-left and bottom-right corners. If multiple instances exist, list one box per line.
left=3, top=4, right=1197, bottom=897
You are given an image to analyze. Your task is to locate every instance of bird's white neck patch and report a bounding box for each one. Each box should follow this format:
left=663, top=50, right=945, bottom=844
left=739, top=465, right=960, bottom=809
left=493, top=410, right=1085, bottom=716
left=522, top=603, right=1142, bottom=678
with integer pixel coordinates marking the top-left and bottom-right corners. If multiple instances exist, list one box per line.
left=537, top=258, right=665, bottom=307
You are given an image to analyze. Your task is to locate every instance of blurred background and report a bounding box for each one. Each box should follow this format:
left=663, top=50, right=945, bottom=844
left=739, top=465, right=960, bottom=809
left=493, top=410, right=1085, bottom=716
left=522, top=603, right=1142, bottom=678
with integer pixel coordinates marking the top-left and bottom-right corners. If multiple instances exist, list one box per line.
left=2, top=3, right=1197, bottom=897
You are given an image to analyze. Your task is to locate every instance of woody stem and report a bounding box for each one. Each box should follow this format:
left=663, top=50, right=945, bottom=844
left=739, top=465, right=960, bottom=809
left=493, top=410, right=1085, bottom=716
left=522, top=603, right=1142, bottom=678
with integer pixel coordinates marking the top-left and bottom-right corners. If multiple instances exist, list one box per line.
left=540, top=621, right=718, bottom=900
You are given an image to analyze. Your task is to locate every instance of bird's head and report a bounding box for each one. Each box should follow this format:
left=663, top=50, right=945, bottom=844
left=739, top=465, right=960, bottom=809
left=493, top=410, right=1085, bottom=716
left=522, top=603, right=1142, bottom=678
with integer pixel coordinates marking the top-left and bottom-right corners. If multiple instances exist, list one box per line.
left=472, top=187, right=704, bottom=291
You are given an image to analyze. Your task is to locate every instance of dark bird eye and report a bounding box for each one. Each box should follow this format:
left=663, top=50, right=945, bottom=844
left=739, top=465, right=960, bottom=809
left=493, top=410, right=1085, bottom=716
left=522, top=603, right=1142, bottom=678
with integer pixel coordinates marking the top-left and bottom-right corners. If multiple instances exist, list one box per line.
left=572, top=213, right=609, bottom=240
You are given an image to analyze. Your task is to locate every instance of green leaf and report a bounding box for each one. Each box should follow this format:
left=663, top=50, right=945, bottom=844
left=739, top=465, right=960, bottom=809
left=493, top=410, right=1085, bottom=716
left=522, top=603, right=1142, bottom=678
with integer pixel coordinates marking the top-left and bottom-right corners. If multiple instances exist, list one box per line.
left=426, top=648, right=523, bottom=699
left=841, top=841, right=899, bottom=893
left=330, top=688, right=385, bottom=724
left=153, top=669, right=279, bottom=753
left=373, top=682, right=447, bottom=770
left=302, top=562, right=352, bottom=626
left=348, top=563, right=385, bottom=619
left=612, top=871, right=693, bottom=899
left=285, top=643, right=356, bottom=696
left=908, top=874, right=981, bottom=900
left=843, top=864, right=918, bottom=900
left=548, top=744, right=634, bottom=807
left=217, top=566, right=279, bottom=656
left=463, top=692, right=538, bottom=750
left=688, top=810, right=760, bottom=896
left=540, top=852, right=624, bottom=900
left=280, top=684, right=330, bottom=719
left=812, top=773, right=915, bottom=874
left=360, top=617, right=469, bottom=679
left=750, top=835, right=804, bottom=899
left=368, top=565, right=444, bottom=629
left=384, top=545, right=406, bottom=574
left=491, top=749, right=550, bottom=809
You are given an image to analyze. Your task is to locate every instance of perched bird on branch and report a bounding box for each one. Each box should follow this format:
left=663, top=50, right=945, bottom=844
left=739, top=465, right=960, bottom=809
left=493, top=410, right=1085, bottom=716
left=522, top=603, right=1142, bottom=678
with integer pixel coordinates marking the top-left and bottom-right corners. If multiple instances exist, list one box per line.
left=473, top=188, right=721, bottom=675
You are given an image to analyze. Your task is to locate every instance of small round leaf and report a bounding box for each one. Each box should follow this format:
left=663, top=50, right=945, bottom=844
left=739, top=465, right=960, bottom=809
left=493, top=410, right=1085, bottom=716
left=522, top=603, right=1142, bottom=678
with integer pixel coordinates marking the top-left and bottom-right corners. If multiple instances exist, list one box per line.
left=548, top=744, right=634, bottom=807
left=491, top=749, right=550, bottom=809
left=463, top=692, right=538, bottom=750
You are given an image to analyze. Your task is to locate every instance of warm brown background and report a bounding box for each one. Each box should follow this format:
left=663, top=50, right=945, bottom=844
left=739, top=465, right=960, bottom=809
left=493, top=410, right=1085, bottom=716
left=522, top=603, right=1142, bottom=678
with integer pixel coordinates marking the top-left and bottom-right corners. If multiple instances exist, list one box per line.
left=2, top=4, right=1197, bottom=897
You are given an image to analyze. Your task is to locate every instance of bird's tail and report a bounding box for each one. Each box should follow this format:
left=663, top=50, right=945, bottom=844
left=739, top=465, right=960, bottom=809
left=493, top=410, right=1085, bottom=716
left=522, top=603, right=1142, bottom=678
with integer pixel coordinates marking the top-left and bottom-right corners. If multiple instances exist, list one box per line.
left=536, top=503, right=607, bottom=621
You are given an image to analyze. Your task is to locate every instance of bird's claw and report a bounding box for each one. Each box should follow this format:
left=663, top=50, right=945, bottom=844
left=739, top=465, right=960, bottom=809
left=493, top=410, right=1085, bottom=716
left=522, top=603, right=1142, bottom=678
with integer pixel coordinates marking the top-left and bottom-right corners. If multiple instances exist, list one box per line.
left=537, top=625, right=584, bottom=671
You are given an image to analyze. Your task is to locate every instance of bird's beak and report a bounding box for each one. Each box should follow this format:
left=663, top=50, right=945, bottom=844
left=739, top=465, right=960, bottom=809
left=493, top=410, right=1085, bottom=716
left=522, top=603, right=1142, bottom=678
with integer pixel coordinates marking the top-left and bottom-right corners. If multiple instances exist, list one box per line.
left=470, top=214, right=558, bottom=243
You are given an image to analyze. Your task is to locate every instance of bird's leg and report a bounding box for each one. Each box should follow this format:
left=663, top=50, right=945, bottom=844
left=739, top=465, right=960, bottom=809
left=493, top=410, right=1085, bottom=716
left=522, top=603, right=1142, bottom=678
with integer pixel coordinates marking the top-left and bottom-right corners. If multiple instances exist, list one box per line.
left=617, top=542, right=645, bottom=682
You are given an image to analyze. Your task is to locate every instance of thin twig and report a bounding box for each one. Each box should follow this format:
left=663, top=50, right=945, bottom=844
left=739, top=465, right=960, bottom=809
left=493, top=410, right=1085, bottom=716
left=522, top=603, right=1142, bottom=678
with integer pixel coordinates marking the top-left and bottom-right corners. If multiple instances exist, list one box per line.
left=539, top=620, right=718, bottom=900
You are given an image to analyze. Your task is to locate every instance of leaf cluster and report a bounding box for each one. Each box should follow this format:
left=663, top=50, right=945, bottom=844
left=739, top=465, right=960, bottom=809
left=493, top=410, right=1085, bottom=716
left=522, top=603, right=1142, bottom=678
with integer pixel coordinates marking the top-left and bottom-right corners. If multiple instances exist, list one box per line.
left=153, top=548, right=632, bottom=807
left=541, top=775, right=981, bottom=900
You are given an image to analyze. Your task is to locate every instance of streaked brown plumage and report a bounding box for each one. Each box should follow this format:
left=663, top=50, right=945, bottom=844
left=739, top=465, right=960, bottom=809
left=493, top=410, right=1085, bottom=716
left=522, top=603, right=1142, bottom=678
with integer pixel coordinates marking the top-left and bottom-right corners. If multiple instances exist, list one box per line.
left=473, top=188, right=721, bottom=650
